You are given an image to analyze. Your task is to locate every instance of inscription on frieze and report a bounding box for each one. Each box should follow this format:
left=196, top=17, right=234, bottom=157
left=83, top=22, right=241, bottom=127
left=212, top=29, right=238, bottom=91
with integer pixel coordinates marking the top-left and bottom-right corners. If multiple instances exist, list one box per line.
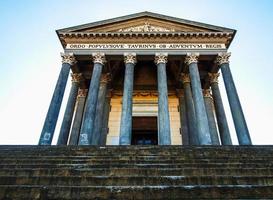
left=66, top=43, right=226, bottom=50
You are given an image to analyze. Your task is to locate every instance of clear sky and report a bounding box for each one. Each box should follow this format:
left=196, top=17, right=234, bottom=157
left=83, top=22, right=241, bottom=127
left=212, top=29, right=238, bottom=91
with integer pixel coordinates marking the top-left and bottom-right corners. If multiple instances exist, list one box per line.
left=0, top=0, right=273, bottom=145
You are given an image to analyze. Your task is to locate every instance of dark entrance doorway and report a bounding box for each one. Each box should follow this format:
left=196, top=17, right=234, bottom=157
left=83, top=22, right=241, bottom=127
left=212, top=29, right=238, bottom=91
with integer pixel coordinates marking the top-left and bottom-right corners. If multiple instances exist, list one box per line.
left=131, top=117, right=158, bottom=145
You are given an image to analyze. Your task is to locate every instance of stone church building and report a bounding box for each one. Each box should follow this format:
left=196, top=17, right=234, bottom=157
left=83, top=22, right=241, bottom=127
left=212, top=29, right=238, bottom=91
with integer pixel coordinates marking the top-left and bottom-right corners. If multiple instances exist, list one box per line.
left=39, top=11, right=251, bottom=146
left=3, top=12, right=273, bottom=200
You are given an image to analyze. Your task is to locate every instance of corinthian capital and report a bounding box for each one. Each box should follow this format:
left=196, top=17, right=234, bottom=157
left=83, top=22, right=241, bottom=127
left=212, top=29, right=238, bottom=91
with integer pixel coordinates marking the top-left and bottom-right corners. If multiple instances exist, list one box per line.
left=92, top=53, right=106, bottom=65
left=154, top=53, right=168, bottom=64
left=181, top=73, right=191, bottom=83
left=61, top=53, right=77, bottom=65
left=208, top=73, right=220, bottom=84
left=100, top=73, right=111, bottom=84
left=184, top=53, right=199, bottom=65
left=124, top=53, right=137, bottom=65
left=203, top=89, right=212, bottom=98
left=71, top=73, right=82, bottom=83
left=77, top=89, right=88, bottom=98
left=215, top=52, right=231, bottom=66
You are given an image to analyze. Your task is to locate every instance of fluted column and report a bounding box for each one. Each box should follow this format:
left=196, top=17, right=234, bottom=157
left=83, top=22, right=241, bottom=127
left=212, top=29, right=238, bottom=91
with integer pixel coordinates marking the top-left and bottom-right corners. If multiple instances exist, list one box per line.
left=119, top=53, right=137, bottom=145
left=39, top=53, right=76, bottom=145
left=79, top=53, right=106, bottom=145
left=208, top=73, right=232, bottom=145
left=181, top=74, right=198, bottom=145
left=185, top=53, right=212, bottom=145
left=92, top=73, right=111, bottom=145
left=216, top=53, right=251, bottom=145
left=177, top=90, right=189, bottom=145
left=57, top=73, right=82, bottom=145
left=155, top=53, right=171, bottom=145
left=68, top=89, right=88, bottom=145
left=203, top=89, right=220, bottom=145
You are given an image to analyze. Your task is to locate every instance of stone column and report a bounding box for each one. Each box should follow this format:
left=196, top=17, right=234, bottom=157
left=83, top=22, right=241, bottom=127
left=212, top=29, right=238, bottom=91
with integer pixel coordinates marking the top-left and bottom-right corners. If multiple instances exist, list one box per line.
left=155, top=53, right=171, bottom=145
left=39, top=53, right=76, bottom=145
left=57, top=73, right=82, bottom=145
left=119, top=53, right=137, bottom=145
left=177, top=90, right=189, bottom=145
left=79, top=53, right=106, bottom=145
left=185, top=53, right=212, bottom=145
left=92, top=73, right=111, bottom=145
left=99, top=91, right=111, bottom=145
left=68, top=89, right=87, bottom=145
left=208, top=73, right=232, bottom=145
left=216, top=53, right=252, bottom=145
left=203, top=89, right=220, bottom=145
left=181, top=73, right=199, bottom=145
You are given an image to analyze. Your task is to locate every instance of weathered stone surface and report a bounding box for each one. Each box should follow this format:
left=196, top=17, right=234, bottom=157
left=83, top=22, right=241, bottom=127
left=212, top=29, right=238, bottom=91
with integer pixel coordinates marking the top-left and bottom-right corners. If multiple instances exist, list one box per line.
left=0, top=145, right=273, bottom=199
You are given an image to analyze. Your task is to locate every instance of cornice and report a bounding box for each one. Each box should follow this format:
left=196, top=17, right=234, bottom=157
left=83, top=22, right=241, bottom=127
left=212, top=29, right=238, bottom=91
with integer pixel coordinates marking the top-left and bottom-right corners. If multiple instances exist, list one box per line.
left=59, top=31, right=233, bottom=38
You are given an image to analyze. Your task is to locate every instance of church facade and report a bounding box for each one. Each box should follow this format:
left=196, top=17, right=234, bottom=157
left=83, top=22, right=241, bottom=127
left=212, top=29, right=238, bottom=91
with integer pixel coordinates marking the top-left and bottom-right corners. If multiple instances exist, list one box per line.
left=39, top=12, right=251, bottom=146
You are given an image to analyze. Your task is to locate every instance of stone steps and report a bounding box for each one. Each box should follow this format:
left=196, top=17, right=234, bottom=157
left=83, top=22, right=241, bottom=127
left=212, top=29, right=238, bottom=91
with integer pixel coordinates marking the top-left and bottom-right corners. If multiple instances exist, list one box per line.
left=1, top=185, right=273, bottom=199
left=1, top=145, right=273, bottom=199
left=1, top=175, right=273, bottom=186
left=1, top=167, right=272, bottom=177
left=1, top=163, right=273, bottom=169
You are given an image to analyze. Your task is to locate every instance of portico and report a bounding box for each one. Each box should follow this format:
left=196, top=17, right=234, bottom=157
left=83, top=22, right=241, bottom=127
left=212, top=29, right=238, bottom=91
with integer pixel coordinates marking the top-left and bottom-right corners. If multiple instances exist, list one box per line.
left=39, top=12, right=251, bottom=146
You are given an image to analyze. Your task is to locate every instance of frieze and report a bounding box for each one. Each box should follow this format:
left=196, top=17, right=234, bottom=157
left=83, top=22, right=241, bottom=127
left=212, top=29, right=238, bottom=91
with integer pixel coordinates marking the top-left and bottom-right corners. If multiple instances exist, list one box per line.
left=66, top=43, right=226, bottom=50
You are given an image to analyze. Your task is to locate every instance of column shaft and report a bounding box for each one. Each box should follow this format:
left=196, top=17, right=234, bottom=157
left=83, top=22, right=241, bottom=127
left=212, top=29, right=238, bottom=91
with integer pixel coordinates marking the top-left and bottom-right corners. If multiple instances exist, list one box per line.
left=209, top=73, right=232, bottom=145
left=182, top=74, right=199, bottom=145
left=39, top=53, right=76, bottom=145
left=217, top=54, right=251, bottom=145
left=79, top=53, right=105, bottom=145
left=155, top=53, right=171, bottom=145
left=203, top=90, right=220, bottom=145
left=68, top=89, right=87, bottom=145
left=99, top=94, right=111, bottom=145
left=119, top=54, right=136, bottom=145
left=186, top=54, right=212, bottom=145
left=178, top=91, right=189, bottom=145
left=57, top=75, right=80, bottom=145
left=92, top=74, right=109, bottom=145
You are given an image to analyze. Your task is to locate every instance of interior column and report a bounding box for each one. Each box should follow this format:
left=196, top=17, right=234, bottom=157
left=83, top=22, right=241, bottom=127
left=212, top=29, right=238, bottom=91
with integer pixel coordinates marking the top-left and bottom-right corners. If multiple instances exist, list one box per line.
left=208, top=72, right=232, bottom=145
left=92, top=73, right=111, bottom=145
left=181, top=73, right=199, bottom=145
left=69, top=89, right=87, bottom=145
left=177, top=89, right=189, bottom=145
left=57, top=73, right=82, bottom=145
left=203, top=89, right=220, bottom=145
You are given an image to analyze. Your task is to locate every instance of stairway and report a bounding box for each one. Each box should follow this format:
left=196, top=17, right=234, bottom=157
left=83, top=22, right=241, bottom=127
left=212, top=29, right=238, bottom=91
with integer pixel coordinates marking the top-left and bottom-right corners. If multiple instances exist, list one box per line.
left=0, top=145, right=273, bottom=199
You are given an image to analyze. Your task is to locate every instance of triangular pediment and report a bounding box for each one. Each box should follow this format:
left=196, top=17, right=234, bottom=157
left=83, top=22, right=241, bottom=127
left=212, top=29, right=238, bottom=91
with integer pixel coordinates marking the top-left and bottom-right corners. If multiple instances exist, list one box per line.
left=57, top=12, right=235, bottom=33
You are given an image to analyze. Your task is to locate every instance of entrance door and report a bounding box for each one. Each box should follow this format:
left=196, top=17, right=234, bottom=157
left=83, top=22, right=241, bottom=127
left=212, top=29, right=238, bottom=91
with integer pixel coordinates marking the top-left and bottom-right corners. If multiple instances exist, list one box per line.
left=131, top=117, right=158, bottom=145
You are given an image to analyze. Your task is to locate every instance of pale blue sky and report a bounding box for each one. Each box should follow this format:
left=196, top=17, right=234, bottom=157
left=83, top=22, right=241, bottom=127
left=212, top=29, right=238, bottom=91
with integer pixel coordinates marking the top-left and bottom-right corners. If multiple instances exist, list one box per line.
left=0, top=0, right=273, bottom=144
